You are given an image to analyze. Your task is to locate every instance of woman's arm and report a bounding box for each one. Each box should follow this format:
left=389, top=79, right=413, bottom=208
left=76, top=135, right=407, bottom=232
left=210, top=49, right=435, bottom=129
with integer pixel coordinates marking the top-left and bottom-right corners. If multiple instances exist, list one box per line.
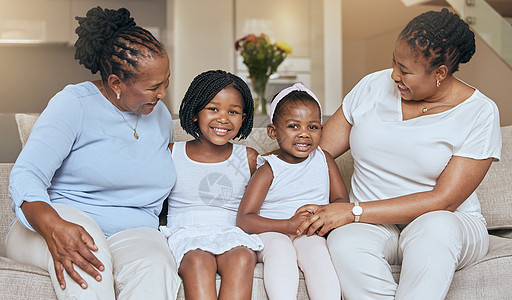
left=10, top=92, right=104, bottom=289
left=297, top=155, right=493, bottom=236
left=236, top=163, right=310, bottom=235
left=320, top=105, right=352, bottom=158
left=325, top=150, right=349, bottom=204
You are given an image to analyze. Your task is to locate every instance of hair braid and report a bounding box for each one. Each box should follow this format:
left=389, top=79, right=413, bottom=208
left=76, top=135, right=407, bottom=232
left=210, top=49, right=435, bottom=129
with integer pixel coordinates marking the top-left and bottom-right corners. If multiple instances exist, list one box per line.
left=74, top=6, right=164, bottom=82
left=399, top=8, right=475, bottom=73
left=180, top=70, right=254, bottom=141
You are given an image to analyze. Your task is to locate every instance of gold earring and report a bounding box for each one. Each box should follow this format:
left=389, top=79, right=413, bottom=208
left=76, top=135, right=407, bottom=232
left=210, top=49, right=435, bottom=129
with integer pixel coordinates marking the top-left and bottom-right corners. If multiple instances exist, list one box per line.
left=436, top=79, right=440, bottom=87
left=116, top=93, right=120, bottom=100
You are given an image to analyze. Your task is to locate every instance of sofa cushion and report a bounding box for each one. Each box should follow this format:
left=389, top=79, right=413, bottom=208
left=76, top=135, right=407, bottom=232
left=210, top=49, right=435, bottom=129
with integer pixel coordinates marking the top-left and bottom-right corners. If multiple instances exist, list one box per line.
left=476, top=125, right=512, bottom=230
left=14, top=113, right=38, bottom=148
left=0, top=257, right=56, bottom=299
left=0, top=164, right=14, bottom=257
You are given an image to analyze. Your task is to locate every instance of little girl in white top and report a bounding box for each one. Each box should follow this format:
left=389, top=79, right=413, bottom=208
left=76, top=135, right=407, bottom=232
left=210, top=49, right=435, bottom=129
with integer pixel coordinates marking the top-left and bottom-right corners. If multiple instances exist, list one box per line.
left=237, top=83, right=348, bottom=300
left=160, top=70, right=263, bottom=300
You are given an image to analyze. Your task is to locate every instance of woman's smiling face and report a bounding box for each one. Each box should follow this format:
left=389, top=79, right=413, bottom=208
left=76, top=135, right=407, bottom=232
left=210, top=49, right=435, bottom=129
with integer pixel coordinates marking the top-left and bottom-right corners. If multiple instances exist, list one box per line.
left=116, top=52, right=171, bottom=115
left=391, top=39, right=438, bottom=102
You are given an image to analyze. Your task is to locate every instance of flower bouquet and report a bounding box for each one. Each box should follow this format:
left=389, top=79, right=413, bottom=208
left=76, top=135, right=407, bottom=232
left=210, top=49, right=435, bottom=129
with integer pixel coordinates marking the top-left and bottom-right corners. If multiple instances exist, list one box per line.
left=235, top=33, right=292, bottom=114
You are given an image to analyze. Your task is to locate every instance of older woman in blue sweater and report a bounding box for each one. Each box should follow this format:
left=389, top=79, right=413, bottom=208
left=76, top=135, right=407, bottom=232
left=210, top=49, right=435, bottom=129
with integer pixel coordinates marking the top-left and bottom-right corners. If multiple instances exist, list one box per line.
left=6, top=7, right=179, bottom=299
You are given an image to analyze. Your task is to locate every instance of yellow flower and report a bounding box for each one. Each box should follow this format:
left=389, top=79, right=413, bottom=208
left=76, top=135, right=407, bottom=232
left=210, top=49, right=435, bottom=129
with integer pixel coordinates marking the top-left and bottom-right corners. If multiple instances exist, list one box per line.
left=275, top=40, right=292, bottom=55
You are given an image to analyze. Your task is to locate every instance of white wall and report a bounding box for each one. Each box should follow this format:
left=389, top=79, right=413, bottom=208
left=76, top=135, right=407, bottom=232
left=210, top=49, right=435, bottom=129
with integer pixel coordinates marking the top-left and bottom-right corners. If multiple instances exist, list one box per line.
left=170, top=0, right=235, bottom=114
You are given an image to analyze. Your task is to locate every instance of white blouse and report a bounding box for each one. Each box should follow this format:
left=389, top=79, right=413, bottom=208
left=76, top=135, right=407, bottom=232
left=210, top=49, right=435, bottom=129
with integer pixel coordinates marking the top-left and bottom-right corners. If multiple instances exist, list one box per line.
left=342, top=69, right=501, bottom=222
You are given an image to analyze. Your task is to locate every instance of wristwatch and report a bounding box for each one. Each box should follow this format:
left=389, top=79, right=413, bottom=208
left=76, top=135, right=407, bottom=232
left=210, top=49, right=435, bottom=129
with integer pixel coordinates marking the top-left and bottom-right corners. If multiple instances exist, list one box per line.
left=352, top=202, right=363, bottom=222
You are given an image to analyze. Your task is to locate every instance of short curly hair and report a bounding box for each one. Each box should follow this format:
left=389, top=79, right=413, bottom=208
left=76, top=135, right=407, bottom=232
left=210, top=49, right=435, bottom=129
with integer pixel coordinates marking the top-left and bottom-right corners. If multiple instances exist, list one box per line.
left=179, top=70, right=254, bottom=140
left=399, top=8, right=475, bottom=74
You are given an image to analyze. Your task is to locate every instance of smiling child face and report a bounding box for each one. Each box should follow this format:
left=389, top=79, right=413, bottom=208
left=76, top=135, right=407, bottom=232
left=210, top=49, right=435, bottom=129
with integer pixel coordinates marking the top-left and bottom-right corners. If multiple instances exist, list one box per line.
left=268, top=100, right=322, bottom=164
left=194, top=87, right=246, bottom=146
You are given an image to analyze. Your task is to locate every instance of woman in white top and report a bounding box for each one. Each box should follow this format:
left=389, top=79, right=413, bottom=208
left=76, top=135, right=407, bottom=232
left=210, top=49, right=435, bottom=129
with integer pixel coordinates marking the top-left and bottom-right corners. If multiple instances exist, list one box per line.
left=297, top=9, right=502, bottom=300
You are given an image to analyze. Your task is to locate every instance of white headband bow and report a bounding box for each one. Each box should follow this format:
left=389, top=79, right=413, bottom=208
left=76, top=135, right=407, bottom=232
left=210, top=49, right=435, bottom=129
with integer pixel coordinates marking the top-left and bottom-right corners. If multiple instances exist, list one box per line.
left=268, top=83, right=322, bottom=124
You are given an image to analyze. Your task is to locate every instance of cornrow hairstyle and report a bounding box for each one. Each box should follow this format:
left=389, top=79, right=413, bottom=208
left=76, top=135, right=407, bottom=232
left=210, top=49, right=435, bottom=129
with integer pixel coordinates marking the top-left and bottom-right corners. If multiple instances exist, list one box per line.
left=74, top=6, right=164, bottom=83
left=271, top=91, right=321, bottom=124
left=180, top=70, right=254, bottom=141
left=399, top=8, right=475, bottom=74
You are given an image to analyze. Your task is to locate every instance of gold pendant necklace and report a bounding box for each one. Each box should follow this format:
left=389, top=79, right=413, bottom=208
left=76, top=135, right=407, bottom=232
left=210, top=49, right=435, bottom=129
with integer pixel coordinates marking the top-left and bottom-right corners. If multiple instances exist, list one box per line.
left=101, top=83, right=140, bottom=139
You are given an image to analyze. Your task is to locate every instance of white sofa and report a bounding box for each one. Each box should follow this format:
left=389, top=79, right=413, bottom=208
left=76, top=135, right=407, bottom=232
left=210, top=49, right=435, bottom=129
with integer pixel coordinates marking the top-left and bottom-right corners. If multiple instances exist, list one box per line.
left=1, top=114, right=511, bottom=299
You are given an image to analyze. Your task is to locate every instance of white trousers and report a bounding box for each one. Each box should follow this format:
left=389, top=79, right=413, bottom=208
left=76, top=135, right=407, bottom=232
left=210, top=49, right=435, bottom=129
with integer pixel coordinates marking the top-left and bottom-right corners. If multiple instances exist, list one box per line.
left=6, top=203, right=181, bottom=300
left=257, top=232, right=341, bottom=300
left=327, top=211, right=489, bottom=300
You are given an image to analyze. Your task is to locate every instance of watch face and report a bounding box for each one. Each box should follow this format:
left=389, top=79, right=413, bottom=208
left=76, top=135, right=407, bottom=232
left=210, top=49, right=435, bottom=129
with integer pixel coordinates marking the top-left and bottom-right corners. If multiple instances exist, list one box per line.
left=352, top=205, right=363, bottom=216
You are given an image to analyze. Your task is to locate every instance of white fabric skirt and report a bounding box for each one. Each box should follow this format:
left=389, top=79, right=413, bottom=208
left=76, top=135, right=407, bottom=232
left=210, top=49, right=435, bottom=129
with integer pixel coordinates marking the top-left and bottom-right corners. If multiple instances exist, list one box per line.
left=160, top=210, right=263, bottom=268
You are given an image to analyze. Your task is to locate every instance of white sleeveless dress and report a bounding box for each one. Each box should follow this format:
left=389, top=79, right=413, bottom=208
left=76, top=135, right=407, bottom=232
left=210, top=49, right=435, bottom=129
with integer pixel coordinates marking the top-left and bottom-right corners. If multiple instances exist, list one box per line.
left=160, top=142, right=263, bottom=267
left=257, top=146, right=330, bottom=219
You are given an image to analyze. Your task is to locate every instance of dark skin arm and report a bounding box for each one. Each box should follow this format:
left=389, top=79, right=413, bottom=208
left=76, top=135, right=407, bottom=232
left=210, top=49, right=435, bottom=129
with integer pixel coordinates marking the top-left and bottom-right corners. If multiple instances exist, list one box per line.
left=324, top=149, right=349, bottom=204
left=21, top=201, right=104, bottom=290
left=246, top=146, right=259, bottom=175
left=236, top=162, right=311, bottom=235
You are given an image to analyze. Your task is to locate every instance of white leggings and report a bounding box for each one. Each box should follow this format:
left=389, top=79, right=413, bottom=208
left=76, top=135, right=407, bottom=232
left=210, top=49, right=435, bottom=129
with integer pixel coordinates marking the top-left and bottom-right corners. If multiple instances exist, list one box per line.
left=6, top=203, right=181, bottom=300
left=327, top=211, right=489, bottom=300
left=257, top=232, right=340, bottom=300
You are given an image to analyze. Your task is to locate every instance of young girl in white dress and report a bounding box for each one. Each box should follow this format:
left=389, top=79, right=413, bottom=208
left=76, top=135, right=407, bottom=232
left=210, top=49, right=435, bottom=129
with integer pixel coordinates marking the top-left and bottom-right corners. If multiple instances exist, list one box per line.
left=237, top=83, right=348, bottom=300
left=160, top=70, right=263, bottom=299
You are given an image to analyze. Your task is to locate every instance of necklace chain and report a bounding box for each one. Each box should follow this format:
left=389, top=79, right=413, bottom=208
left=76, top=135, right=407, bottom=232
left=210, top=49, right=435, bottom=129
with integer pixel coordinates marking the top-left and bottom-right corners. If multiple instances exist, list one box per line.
left=101, top=82, right=140, bottom=139
left=421, top=77, right=457, bottom=114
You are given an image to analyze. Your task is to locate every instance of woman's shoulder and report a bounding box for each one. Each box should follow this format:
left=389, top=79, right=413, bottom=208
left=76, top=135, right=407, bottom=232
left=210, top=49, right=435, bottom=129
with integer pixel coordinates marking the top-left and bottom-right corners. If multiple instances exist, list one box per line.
left=471, top=89, right=499, bottom=111
left=346, top=68, right=395, bottom=99
left=58, top=81, right=100, bottom=99
left=457, top=88, right=500, bottom=122
left=48, top=81, right=100, bottom=109
left=40, top=82, right=98, bottom=120
left=357, top=68, right=393, bottom=86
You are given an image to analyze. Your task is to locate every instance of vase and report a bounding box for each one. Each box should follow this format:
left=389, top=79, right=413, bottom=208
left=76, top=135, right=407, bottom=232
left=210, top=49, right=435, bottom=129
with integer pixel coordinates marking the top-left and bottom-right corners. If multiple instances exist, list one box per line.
left=251, top=75, right=269, bottom=115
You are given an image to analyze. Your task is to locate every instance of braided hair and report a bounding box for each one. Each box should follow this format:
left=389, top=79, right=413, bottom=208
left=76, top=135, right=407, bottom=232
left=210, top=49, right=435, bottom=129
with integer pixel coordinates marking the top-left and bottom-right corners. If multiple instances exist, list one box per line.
left=271, top=91, right=321, bottom=124
left=74, top=6, right=164, bottom=82
left=399, top=8, right=475, bottom=74
left=180, top=70, right=254, bottom=141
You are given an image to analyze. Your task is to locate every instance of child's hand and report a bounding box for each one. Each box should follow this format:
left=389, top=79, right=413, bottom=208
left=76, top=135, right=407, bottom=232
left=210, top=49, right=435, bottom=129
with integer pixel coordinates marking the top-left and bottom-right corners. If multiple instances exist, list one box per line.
left=288, top=211, right=313, bottom=235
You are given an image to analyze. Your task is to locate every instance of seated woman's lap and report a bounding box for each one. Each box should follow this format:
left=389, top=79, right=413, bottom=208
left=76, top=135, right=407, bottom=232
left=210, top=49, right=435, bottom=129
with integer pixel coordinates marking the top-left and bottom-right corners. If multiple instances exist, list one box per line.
left=327, top=210, right=489, bottom=299
left=6, top=203, right=180, bottom=300
left=327, top=222, right=400, bottom=299
left=108, top=226, right=180, bottom=300
left=6, top=203, right=115, bottom=299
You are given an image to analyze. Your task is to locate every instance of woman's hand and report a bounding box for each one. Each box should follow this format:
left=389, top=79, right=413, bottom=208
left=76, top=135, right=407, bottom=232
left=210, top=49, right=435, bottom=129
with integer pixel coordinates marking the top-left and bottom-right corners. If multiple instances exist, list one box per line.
left=44, top=218, right=104, bottom=290
left=296, top=203, right=354, bottom=236
left=21, top=201, right=104, bottom=290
